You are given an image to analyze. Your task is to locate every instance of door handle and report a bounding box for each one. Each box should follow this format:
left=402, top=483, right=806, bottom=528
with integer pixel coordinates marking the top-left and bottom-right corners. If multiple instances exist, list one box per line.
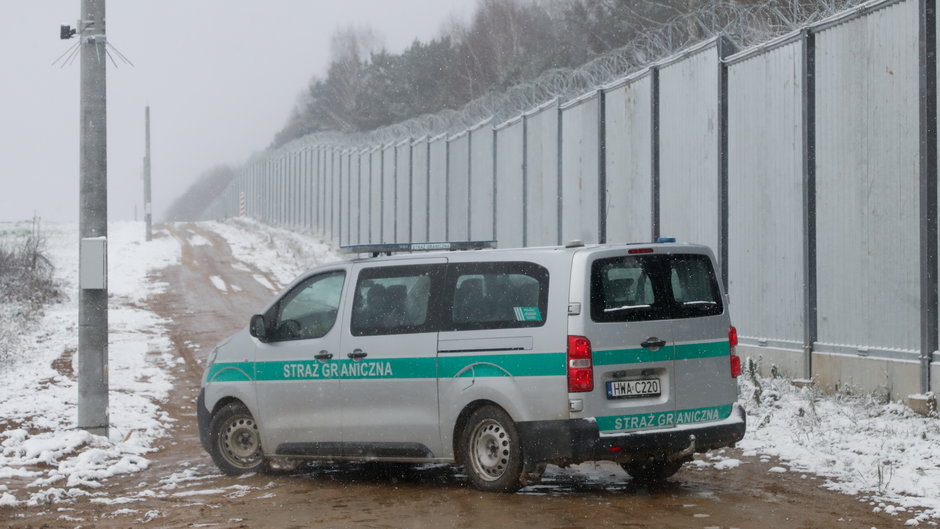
left=641, top=337, right=666, bottom=350
left=347, top=349, right=368, bottom=360
left=314, top=350, right=333, bottom=361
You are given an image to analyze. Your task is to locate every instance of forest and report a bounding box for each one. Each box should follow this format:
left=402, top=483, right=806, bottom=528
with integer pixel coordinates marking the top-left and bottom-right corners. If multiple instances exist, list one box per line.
left=271, top=0, right=804, bottom=146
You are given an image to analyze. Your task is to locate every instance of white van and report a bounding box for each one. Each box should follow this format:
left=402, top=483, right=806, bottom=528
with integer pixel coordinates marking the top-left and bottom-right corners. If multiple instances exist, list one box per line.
left=197, top=240, right=746, bottom=492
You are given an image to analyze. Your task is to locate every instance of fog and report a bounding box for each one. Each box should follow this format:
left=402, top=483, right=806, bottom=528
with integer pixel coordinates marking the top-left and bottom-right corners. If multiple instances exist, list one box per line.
left=0, top=1, right=468, bottom=223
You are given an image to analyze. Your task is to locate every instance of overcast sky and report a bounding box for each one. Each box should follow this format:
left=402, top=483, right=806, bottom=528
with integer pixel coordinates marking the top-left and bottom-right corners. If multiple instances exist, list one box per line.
left=0, top=1, right=469, bottom=223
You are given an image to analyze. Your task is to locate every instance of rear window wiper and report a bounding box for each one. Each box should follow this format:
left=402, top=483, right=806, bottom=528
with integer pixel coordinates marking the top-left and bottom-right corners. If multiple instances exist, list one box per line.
left=604, top=304, right=652, bottom=312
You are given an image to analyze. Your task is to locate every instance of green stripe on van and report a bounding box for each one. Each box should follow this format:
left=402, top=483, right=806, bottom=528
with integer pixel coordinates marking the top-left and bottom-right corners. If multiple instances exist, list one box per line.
left=593, top=340, right=729, bottom=366
left=439, top=352, right=565, bottom=378
left=675, top=341, right=730, bottom=361
left=595, top=403, right=733, bottom=432
left=206, top=352, right=566, bottom=383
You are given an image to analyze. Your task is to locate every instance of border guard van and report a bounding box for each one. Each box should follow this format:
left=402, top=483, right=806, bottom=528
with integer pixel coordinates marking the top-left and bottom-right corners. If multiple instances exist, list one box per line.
left=197, top=240, right=746, bottom=492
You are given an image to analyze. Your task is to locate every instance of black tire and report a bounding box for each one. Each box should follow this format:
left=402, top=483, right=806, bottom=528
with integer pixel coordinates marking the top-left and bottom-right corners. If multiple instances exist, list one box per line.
left=208, top=401, right=266, bottom=475
left=459, top=406, right=524, bottom=492
left=621, top=457, right=684, bottom=484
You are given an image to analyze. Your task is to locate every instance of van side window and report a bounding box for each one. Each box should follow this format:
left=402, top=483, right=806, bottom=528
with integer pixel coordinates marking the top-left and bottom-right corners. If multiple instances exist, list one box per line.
left=444, top=262, right=549, bottom=331
left=351, top=265, right=442, bottom=336
left=271, top=271, right=345, bottom=341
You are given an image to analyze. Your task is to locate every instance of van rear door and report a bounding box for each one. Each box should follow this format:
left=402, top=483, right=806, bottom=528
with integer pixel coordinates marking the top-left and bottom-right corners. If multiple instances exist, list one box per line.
left=573, top=247, right=729, bottom=435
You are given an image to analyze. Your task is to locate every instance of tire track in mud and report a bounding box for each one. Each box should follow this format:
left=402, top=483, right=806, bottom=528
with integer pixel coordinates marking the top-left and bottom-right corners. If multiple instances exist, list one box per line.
left=1, top=222, right=906, bottom=529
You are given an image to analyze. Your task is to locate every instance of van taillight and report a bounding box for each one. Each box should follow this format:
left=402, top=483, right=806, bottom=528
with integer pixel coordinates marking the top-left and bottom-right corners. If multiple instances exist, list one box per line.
left=567, top=335, right=594, bottom=392
left=729, top=326, right=741, bottom=378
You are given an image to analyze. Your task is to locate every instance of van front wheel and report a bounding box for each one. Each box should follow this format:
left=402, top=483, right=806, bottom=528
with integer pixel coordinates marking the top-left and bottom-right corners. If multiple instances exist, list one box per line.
left=460, top=406, right=524, bottom=492
left=208, top=402, right=265, bottom=475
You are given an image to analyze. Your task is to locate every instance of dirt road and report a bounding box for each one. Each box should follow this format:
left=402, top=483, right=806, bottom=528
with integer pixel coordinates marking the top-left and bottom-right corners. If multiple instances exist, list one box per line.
left=2, top=224, right=904, bottom=528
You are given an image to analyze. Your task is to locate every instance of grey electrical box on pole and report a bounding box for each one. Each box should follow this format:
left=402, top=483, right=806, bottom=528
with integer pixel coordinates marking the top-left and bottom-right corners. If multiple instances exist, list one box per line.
left=144, top=106, right=152, bottom=241
left=77, top=0, right=109, bottom=437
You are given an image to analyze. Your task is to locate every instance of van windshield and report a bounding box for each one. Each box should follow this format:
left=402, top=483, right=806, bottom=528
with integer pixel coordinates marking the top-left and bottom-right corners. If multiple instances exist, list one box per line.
left=590, top=253, right=723, bottom=322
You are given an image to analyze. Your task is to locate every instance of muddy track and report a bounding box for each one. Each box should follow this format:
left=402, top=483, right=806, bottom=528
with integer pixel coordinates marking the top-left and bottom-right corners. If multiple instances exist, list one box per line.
left=1, top=223, right=905, bottom=529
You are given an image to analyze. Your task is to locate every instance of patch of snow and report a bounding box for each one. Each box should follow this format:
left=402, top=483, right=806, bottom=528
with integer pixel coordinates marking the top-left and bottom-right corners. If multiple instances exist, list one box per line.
left=713, top=458, right=742, bottom=470
left=209, top=275, right=227, bottom=292
left=253, top=274, right=276, bottom=291
left=205, top=218, right=340, bottom=287
left=187, top=233, right=212, bottom=247
left=737, top=362, right=940, bottom=522
left=0, top=221, right=180, bottom=508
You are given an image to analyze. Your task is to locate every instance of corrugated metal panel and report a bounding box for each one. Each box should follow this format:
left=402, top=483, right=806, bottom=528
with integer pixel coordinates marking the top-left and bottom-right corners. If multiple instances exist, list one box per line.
left=286, top=154, right=294, bottom=226
left=294, top=152, right=302, bottom=227
left=470, top=124, right=495, bottom=241
left=340, top=151, right=350, bottom=246
left=300, top=151, right=308, bottom=228
left=304, top=150, right=313, bottom=229
left=279, top=155, right=287, bottom=224
left=495, top=120, right=524, bottom=248
left=659, top=45, right=720, bottom=252
left=332, top=149, right=342, bottom=241
left=816, top=0, right=920, bottom=353
left=525, top=103, right=560, bottom=246
left=396, top=141, right=412, bottom=243
left=604, top=76, right=653, bottom=243
left=285, top=156, right=291, bottom=225
left=348, top=152, right=360, bottom=245
left=318, top=147, right=327, bottom=232
left=294, top=150, right=307, bottom=228
left=411, top=139, right=430, bottom=243
left=271, top=158, right=279, bottom=223
left=327, top=148, right=337, bottom=238
left=448, top=133, right=470, bottom=241
left=382, top=144, right=396, bottom=243
left=727, top=40, right=804, bottom=347
left=560, top=94, right=601, bottom=244
left=429, top=136, right=448, bottom=241
left=370, top=148, right=382, bottom=244
left=359, top=150, right=370, bottom=245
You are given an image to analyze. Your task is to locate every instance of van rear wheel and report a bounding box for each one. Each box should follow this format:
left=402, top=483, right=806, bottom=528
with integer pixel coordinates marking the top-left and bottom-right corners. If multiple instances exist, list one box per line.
left=622, top=457, right=684, bottom=484
left=208, top=402, right=266, bottom=475
left=460, top=406, right=524, bottom=492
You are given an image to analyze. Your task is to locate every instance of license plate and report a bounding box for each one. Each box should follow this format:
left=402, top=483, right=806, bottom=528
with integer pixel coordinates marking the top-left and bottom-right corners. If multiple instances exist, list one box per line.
left=606, top=378, right=661, bottom=399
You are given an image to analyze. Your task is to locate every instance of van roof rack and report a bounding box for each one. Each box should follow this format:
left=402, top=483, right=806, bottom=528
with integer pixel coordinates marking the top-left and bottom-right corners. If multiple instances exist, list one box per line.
left=341, top=240, right=497, bottom=257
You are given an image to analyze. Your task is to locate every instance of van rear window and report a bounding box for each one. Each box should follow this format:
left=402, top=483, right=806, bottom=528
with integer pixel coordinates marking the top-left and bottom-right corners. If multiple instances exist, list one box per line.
left=590, top=254, right=723, bottom=322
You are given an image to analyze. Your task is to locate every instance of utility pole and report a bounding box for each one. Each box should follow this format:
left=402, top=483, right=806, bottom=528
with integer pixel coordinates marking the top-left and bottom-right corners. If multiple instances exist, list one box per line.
left=77, top=0, right=109, bottom=437
left=144, top=106, right=152, bottom=241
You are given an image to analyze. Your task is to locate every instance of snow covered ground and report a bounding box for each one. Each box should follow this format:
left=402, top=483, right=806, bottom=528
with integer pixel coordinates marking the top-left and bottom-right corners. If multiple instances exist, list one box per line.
left=0, top=221, right=180, bottom=507
left=0, top=218, right=937, bottom=526
left=733, top=363, right=940, bottom=526
left=203, top=217, right=340, bottom=289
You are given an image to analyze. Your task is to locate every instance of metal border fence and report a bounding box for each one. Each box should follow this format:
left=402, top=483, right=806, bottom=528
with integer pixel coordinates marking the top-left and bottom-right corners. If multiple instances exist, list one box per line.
left=199, top=0, right=938, bottom=399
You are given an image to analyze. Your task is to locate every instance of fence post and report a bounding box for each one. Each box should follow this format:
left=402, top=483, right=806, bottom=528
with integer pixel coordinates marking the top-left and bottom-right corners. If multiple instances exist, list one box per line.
left=650, top=66, right=661, bottom=243
left=802, top=28, right=819, bottom=382
left=717, top=35, right=734, bottom=291
left=920, top=0, right=938, bottom=394
left=556, top=98, right=564, bottom=245
left=598, top=89, right=607, bottom=244
left=521, top=113, right=528, bottom=247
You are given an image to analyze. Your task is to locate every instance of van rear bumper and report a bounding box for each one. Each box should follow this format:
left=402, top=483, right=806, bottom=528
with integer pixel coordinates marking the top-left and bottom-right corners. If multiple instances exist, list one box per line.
left=516, top=403, right=746, bottom=466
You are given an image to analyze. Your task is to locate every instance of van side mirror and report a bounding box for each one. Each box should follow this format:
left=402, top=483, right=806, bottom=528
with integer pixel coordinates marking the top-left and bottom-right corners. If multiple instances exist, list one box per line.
left=249, top=314, right=269, bottom=342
